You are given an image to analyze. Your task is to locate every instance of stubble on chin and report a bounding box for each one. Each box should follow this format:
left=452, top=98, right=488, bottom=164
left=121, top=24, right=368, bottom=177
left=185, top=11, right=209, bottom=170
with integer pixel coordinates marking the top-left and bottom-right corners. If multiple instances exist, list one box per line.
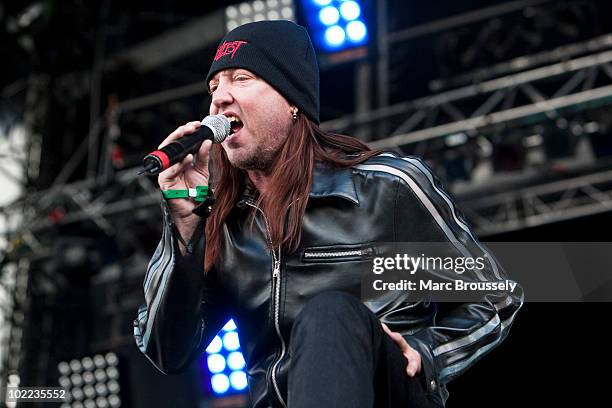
left=228, top=144, right=278, bottom=172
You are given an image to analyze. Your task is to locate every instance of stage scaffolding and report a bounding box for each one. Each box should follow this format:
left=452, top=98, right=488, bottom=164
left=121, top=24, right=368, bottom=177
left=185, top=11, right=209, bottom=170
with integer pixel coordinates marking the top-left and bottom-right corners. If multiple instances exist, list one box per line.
left=2, top=1, right=612, bottom=403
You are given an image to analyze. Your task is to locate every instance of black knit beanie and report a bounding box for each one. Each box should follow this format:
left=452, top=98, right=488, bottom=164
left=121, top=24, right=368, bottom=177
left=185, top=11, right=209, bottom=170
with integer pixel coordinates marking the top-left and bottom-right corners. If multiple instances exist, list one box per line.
left=206, top=20, right=320, bottom=124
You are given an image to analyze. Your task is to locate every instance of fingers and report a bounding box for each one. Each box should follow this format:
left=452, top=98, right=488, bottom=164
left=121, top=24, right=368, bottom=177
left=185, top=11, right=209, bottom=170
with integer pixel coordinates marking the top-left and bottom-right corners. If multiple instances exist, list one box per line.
left=158, top=156, right=189, bottom=188
left=381, top=323, right=422, bottom=377
left=158, top=121, right=202, bottom=149
left=404, top=348, right=422, bottom=377
left=157, top=121, right=206, bottom=188
left=193, top=139, right=213, bottom=174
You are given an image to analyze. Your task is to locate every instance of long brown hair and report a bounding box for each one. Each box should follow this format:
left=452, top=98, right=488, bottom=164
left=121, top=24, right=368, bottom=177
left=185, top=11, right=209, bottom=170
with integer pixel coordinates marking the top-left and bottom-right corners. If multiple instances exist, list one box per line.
left=204, top=115, right=382, bottom=272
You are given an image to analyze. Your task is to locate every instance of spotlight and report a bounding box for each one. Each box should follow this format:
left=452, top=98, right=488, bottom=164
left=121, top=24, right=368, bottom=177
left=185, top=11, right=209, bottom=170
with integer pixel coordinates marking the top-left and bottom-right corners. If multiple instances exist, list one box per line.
left=207, top=354, right=227, bottom=373
left=222, top=331, right=240, bottom=351
left=202, top=319, right=248, bottom=396
left=72, top=388, right=84, bottom=401
left=211, top=374, right=230, bottom=394
left=230, top=371, right=249, bottom=390
left=59, top=376, right=71, bottom=388
left=206, top=335, right=223, bottom=353
left=71, top=373, right=84, bottom=387
left=57, top=352, right=123, bottom=408
left=227, top=351, right=246, bottom=370
left=94, top=368, right=107, bottom=383
left=82, top=357, right=94, bottom=371
left=303, top=0, right=369, bottom=53
left=96, top=396, right=109, bottom=408
left=319, top=6, right=340, bottom=26
left=107, top=380, right=120, bottom=395
left=58, top=362, right=70, bottom=375
left=105, top=352, right=119, bottom=367
left=83, top=384, right=96, bottom=399
left=325, top=25, right=346, bottom=47
left=95, top=383, right=108, bottom=396
left=222, top=320, right=237, bottom=331
left=339, top=1, right=361, bottom=21
left=70, top=359, right=83, bottom=373
left=224, top=0, right=296, bottom=33
left=346, top=20, right=367, bottom=42
left=108, top=394, right=121, bottom=408
left=106, top=366, right=119, bottom=381
left=93, top=354, right=106, bottom=369
left=82, top=371, right=94, bottom=384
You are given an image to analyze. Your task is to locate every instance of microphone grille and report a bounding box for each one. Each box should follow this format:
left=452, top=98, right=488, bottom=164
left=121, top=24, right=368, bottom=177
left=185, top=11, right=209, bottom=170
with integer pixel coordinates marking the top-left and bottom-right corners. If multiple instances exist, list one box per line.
left=201, top=114, right=230, bottom=143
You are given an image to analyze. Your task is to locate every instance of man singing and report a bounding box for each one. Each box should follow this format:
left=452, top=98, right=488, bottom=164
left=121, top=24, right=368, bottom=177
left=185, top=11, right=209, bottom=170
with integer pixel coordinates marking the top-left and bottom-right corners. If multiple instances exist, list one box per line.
left=134, top=20, right=523, bottom=408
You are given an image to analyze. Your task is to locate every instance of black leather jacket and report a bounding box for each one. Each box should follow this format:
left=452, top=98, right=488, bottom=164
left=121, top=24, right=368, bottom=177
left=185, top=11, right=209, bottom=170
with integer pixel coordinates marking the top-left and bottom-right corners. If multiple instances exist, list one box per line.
left=134, top=153, right=523, bottom=407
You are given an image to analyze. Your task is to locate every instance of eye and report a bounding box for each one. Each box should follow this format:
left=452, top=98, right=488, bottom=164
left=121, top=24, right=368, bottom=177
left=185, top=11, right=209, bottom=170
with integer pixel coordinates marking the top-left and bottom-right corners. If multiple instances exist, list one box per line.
left=208, top=84, right=218, bottom=94
left=234, top=74, right=250, bottom=82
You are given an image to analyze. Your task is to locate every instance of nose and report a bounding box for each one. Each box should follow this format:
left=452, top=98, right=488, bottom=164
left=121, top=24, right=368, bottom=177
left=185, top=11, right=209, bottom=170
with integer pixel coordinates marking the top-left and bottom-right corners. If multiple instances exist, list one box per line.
left=210, top=83, right=234, bottom=113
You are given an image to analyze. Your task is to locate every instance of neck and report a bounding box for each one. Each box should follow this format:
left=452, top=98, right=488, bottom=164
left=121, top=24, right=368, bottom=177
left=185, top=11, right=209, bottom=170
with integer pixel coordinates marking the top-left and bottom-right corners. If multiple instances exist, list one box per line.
left=247, top=169, right=273, bottom=196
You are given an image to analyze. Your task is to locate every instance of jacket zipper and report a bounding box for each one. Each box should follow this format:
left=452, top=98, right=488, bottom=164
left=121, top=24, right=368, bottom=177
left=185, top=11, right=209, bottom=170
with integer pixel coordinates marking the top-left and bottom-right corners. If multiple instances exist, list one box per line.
left=245, top=201, right=288, bottom=408
left=303, top=248, right=370, bottom=259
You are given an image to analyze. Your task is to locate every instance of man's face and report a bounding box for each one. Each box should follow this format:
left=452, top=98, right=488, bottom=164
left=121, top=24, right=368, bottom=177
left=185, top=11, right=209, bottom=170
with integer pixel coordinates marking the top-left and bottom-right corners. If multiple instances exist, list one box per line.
left=208, top=68, right=294, bottom=172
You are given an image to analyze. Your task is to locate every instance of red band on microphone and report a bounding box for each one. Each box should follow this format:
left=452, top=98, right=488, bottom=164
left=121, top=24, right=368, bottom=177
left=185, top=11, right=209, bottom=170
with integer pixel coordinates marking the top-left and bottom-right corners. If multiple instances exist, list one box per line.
left=150, top=150, right=170, bottom=170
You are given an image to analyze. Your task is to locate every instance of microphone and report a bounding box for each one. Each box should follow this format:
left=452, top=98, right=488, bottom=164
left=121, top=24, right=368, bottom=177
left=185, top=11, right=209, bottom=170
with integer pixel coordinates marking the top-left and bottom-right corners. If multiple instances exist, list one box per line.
left=138, top=114, right=231, bottom=176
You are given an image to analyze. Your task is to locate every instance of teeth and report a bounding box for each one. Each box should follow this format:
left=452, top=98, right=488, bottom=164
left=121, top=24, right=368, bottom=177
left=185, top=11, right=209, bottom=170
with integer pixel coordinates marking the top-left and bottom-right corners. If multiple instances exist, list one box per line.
left=225, top=115, right=242, bottom=124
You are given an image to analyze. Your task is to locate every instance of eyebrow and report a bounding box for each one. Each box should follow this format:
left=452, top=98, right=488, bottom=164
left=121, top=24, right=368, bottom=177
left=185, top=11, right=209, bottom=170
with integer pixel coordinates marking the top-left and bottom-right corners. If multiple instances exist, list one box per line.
left=209, top=69, right=238, bottom=86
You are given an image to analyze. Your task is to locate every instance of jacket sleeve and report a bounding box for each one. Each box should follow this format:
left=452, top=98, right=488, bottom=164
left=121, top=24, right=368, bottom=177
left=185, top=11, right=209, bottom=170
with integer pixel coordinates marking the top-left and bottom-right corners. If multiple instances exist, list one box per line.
left=378, top=155, right=524, bottom=400
left=133, top=197, right=229, bottom=374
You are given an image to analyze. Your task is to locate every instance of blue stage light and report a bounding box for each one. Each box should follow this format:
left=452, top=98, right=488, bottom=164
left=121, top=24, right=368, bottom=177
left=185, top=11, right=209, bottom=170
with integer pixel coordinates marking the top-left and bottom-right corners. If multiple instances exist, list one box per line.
left=302, top=0, right=369, bottom=54
left=207, top=354, right=227, bottom=373
left=211, top=374, right=230, bottom=394
left=319, top=6, right=340, bottom=26
left=227, top=351, right=246, bottom=370
left=324, top=25, right=346, bottom=47
left=346, top=20, right=367, bottom=42
left=202, top=320, right=248, bottom=396
left=205, top=335, right=223, bottom=354
left=222, top=331, right=240, bottom=351
left=229, top=371, right=249, bottom=390
left=222, top=319, right=237, bottom=332
left=339, top=1, right=360, bottom=21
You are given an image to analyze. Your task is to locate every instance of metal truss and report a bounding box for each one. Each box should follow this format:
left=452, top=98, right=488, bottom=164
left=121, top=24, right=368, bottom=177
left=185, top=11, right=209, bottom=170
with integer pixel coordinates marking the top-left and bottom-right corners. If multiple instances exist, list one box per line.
left=458, top=167, right=612, bottom=237
left=0, top=257, right=31, bottom=404
left=322, top=46, right=612, bottom=149
left=0, top=168, right=161, bottom=255
left=4, top=43, right=612, bottom=243
left=5, top=158, right=612, bottom=244
left=5, top=8, right=612, bottom=250
left=429, top=32, right=612, bottom=92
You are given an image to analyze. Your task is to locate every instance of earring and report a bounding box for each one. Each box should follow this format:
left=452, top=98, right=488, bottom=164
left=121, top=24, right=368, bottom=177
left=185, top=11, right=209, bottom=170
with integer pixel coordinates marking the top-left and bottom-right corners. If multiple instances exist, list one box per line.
left=291, top=107, right=298, bottom=120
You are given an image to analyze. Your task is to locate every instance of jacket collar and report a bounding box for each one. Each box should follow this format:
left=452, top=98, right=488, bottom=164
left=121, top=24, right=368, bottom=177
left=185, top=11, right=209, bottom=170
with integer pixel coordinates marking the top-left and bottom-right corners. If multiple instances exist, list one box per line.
left=309, top=162, right=359, bottom=205
left=237, top=162, right=359, bottom=207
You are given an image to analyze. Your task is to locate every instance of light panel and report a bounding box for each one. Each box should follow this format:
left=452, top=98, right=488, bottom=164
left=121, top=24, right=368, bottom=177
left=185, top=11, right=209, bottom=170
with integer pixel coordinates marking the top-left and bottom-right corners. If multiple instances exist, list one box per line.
left=201, top=319, right=249, bottom=396
left=225, top=0, right=296, bottom=33
left=301, top=0, right=369, bottom=53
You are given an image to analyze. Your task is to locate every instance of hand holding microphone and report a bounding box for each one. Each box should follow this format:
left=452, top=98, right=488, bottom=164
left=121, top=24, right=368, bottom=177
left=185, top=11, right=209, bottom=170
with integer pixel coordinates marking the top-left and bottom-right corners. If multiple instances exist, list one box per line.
left=146, top=114, right=229, bottom=233
left=139, top=114, right=230, bottom=176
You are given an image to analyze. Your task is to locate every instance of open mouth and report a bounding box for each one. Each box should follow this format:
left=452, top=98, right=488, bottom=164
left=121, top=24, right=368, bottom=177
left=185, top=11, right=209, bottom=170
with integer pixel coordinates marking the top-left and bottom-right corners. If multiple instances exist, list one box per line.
left=225, top=114, right=244, bottom=135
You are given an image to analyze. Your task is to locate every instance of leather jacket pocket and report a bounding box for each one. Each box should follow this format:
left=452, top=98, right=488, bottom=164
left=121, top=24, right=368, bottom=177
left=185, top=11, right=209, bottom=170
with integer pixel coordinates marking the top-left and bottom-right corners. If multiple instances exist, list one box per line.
left=301, top=243, right=375, bottom=263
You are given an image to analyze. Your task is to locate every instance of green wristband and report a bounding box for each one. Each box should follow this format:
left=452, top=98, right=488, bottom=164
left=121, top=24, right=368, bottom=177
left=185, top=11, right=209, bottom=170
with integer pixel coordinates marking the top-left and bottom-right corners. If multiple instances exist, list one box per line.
left=162, top=186, right=209, bottom=201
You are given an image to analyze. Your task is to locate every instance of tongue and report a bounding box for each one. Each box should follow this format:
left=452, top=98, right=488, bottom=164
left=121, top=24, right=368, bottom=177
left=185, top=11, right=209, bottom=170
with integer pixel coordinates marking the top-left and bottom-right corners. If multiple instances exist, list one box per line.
left=230, top=122, right=243, bottom=134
